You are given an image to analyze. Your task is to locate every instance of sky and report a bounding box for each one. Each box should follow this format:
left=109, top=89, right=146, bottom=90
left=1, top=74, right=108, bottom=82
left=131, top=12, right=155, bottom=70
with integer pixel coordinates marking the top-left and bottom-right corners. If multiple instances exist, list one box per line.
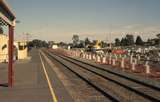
left=6, top=0, right=160, bottom=42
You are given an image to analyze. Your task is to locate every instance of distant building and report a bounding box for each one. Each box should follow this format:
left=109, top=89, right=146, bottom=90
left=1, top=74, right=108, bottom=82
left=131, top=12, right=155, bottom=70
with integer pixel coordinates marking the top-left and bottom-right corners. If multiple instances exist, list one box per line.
left=52, top=44, right=58, bottom=49
left=15, top=40, right=28, bottom=60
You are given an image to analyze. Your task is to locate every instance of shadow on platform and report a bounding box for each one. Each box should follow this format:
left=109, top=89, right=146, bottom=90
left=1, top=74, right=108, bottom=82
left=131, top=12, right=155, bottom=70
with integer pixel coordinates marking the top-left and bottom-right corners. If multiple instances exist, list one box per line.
left=0, top=83, right=8, bottom=87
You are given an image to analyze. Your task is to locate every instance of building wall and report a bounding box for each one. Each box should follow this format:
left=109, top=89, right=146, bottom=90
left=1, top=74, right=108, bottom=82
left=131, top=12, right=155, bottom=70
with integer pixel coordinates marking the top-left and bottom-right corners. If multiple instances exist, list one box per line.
left=0, top=34, right=8, bottom=62
left=15, top=41, right=28, bottom=60
left=0, top=34, right=28, bottom=62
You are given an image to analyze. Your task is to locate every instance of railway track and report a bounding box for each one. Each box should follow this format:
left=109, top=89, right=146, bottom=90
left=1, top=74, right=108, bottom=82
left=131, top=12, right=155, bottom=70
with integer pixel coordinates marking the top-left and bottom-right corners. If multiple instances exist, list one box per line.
left=43, top=50, right=160, bottom=102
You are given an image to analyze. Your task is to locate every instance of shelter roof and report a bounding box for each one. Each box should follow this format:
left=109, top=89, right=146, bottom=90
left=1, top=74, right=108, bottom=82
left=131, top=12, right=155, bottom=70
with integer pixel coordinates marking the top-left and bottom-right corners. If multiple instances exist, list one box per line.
left=0, top=0, right=16, bottom=26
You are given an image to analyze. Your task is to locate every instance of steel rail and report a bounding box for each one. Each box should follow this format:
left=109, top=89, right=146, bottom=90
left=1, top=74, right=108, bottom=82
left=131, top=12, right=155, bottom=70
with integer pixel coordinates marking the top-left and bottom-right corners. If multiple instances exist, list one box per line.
left=44, top=50, right=119, bottom=102
left=62, top=52, right=160, bottom=91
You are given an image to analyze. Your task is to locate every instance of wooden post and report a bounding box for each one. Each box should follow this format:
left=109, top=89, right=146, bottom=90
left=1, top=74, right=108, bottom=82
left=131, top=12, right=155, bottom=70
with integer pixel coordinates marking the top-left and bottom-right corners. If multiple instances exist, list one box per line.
left=137, top=54, right=141, bottom=64
left=130, top=54, right=133, bottom=64
left=132, top=62, right=135, bottom=71
left=115, top=54, right=118, bottom=61
left=145, top=57, right=150, bottom=65
left=121, top=58, right=124, bottom=69
left=86, top=53, right=88, bottom=59
left=112, top=59, right=116, bottom=66
left=102, top=56, right=106, bottom=64
left=83, top=53, right=85, bottom=59
left=96, top=55, right=101, bottom=63
left=89, top=54, right=92, bottom=60
left=8, top=25, right=14, bottom=87
left=145, top=57, right=150, bottom=74
left=109, top=54, right=112, bottom=65
left=92, top=54, right=96, bottom=61
left=134, top=58, right=137, bottom=65
left=145, top=64, right=150, bottom=74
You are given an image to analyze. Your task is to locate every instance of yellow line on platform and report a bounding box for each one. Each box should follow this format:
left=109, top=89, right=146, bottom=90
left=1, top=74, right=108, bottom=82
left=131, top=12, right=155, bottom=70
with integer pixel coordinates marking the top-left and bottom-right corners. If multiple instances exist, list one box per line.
left=39, top=52, right=58, bottom=102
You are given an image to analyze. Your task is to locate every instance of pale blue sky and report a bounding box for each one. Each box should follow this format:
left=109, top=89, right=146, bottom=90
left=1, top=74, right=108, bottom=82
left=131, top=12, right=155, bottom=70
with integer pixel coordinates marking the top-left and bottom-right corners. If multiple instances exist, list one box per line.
left=7, top=0, right=160, bottom=42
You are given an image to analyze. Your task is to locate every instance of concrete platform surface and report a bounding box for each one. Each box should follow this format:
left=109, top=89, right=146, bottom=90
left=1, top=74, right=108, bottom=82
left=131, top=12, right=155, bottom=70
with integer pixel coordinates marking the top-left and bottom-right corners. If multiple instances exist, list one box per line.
left=0, top=48, right=73, bottom=102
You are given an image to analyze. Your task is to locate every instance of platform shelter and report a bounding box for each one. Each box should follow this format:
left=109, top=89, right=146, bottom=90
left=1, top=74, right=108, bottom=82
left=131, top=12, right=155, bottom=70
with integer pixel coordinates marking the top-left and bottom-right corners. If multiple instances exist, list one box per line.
left=0, top=0, right=16, bottom=87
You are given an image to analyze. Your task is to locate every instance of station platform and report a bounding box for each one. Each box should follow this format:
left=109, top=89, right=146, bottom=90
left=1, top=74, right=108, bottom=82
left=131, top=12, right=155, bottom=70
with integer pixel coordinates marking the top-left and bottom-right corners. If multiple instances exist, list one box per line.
left=0, top=48, right=73, bottom=102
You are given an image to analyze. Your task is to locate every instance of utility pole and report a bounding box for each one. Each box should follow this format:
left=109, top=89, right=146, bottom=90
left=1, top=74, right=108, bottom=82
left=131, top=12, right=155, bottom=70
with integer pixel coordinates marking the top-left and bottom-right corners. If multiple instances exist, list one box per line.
left=26, top=33, right=30, bottom=42
left=110, top=32, right=112, bottom=49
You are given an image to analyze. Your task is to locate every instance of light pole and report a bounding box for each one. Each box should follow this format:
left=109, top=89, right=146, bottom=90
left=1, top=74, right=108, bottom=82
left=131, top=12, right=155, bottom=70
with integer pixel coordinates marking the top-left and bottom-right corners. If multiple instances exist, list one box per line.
left=110, top=32, right=112, bottom=49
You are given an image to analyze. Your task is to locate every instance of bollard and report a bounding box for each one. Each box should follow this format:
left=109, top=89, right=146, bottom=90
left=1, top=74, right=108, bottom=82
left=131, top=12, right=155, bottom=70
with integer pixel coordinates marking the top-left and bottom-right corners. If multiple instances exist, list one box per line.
left=130, top=54, right=133, bottom=64
left=137, top=54, right=141, bottom=64
left=145, top=57, right=150, bottom=74
left=105, top=57, right=109, bottom=64
left=132, top=62, right=135, bottom=71
left=96, top=55, right=101, bottom=63
left=102, top=57, right=106, bottom=64
left=91, top=54, right=93, bottom=60
left=86, top=53, right=89, bottom=59
left=115, top=54, right=118, bottom=61
left=134, top=58, right=137, bottom=65
left=85, top=53, right=88, bottom=59
left=145, top=64, right=150, bottom=74
left=92, top=54, right=96, bottom=61
left=109, top=54, right=112, bottom=65
left=83, top=53, right=86, bottom=59
left=84, top=53, right=86, bottom=59
left=145, top=57, right=150, bottom=65
left=112, top=59, right=116, bottom=66
left=121, top=58, right=125, bottom=69
left=89, top=54, right=92, bottom=60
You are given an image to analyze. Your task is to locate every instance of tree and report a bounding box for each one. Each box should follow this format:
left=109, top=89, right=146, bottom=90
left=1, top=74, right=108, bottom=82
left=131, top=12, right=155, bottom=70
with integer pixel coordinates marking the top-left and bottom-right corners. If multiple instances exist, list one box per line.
left=121, top=38, right=127, bottom=46
left=72, top=34, right=79, bottom=47
left=48, top=41, right=55, bottom=48
left=29, top=39, right=49, bottom=48
left=157, top=33, right=160, bottom=39
left=84, top=37, right=91, bottom=46
left=79, top=40, right=85, bottom=48
left=101, top=41, right=107, bottom=48
left=125, top=34, right=134, bottom=46
left=115, top=38, right=121, bottom=46
left=59, top=42, right=67, bottom=47
left=135, top=36, right=143, bottom=46
left=156, top=34, right=160, bottom=46
left=92, top=40, right=97, bottom=45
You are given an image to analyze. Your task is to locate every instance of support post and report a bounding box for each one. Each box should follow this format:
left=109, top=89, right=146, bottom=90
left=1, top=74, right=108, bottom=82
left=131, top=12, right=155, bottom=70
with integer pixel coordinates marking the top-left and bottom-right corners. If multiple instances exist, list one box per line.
left=8, top=25, right=14, bottom=87
left=102, top=56, right=106, bottom=64
left=112, top=59, right=116, bottom=66
left=130, top=54, right=133, bottom=64
left=132, top=62, right=135, bottom=71
left=109, top=54, right=112, bottom=65
left=121, top=58, right=125, bottom=69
